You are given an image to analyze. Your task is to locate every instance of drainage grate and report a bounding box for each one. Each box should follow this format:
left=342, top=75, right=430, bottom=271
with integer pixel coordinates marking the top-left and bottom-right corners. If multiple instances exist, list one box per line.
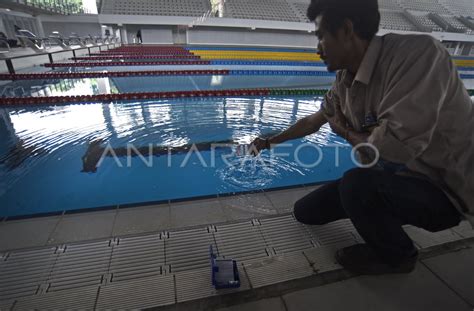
left=109, top=234, right=164, bottom=283
left=259, top=214, right=315, bottom=255
left=214, top=221, right=268, bottom=261
left=96, top=274, right=175, bottom=309
left=13, top=285, right=98, bottom=310
left=243, top=251, right=314, bottom=288
left=47, top=240, right=111, bottom=293
left=165, top=227, right=216, bottom=273
left=175, top=267, right=250, bottom=303
left=303, top=219, right=364, bottom=247
left=0, top=247, right=56, bottom=301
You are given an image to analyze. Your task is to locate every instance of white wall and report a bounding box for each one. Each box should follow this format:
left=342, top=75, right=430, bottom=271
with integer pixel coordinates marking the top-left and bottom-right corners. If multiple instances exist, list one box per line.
left=99, top=15, right=315, bottom=33
left=120, top=28, right=128, bottom=44
left=125, top=25, right=173, bottom=44
left=39, top=14, right=102, bottom=37
left=42, top=22, right=102, bottom=37
left=142, top=29, right=173, bottom=44
left=187, top=27, right=316, bottom=48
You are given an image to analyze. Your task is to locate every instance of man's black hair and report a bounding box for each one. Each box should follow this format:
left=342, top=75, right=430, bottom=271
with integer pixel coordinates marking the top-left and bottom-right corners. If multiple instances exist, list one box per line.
left=307, top=0, right=380, bottom=41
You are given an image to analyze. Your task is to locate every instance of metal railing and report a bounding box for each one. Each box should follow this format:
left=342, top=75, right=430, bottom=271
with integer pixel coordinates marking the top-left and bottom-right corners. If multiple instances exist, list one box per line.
left=0, top=42, right=121, bottom=74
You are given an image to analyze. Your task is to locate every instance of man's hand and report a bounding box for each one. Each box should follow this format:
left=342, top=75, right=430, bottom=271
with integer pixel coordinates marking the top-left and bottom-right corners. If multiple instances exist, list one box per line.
left=248, top=137, right=270, bottom=156
left=246, top=110, right=327, bottom=157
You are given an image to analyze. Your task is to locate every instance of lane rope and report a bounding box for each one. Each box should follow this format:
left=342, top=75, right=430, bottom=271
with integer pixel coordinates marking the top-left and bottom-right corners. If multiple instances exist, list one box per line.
left=0, top=70, right=336, bottom=80
left=43, top=60, right=212, bottom=67
left=1, top=88, right=473, bottom=107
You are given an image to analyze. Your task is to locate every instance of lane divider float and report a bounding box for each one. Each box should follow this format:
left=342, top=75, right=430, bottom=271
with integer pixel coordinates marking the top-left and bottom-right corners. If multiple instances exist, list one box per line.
left=43, top=60, right=212, bottom=67
left=1, top=88, right=473, bottom=107
left=93, top=52, right=195, bottom=56
left=72, top=55, right=201, bottom=60
left=0, top=70, right=336, bottom=81
left=41, top=60, right=326, bottom=68
left=0, top=89, right=321, bottom=106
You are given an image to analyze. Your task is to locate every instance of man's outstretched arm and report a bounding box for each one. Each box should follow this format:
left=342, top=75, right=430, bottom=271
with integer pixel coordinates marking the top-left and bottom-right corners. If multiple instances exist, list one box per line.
left=250, top=109, right=327, bottom=155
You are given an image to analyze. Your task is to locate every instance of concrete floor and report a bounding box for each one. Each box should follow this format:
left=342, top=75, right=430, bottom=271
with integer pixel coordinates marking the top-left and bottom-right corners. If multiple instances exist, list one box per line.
left=218, top=246, right=474, bottom=311
left=1, top=185, right=473, bottom=311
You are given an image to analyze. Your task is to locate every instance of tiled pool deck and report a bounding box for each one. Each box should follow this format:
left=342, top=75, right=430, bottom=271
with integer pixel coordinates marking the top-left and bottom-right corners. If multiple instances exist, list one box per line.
left=0, top=185, right=316, bottom=252
left=0, top=185, right=473, bottom=311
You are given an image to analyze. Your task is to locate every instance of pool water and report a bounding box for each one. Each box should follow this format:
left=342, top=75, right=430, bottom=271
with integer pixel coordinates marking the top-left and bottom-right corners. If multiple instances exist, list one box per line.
left=0, top=96, right=355, bottom=218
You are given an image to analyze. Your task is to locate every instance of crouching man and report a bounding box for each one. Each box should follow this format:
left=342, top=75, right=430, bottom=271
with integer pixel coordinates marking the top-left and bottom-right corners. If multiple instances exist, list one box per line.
left=250, top=0, right=474, bottom=274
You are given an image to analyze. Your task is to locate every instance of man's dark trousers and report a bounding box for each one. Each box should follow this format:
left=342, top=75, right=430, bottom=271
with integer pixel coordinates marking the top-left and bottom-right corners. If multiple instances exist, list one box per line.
left=294, top=168, right=462, bottom=265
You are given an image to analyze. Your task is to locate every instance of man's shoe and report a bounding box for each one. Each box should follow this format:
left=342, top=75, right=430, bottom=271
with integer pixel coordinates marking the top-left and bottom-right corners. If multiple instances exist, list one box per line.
left=335, top=243, right=417, bottom=275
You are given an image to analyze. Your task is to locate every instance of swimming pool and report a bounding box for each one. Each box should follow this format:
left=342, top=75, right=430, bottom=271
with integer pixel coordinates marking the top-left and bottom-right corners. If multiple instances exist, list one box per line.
left=0, top=45, right=473, bottom=219
left=0, top=73, right=335, bottom=97
left=0, top=95, right=355, bottom=218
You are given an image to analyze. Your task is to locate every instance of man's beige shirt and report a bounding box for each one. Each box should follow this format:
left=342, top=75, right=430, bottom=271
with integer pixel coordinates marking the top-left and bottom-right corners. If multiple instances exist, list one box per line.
left=323, top=33, right=474, bottom=227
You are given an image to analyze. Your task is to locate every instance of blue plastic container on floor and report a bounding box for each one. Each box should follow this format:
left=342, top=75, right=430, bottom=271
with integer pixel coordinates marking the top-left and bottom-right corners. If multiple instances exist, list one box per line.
left=210, top=245, right=241, bottom=289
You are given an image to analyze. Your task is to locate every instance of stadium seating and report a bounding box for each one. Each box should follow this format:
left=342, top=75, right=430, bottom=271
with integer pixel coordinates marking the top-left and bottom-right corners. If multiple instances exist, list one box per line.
left=438, top=0, right=474, bottom=18
left=397, top=0, right=451, bottom=15
left=380, top=10, right=418, bottom=31
left=223, top=0, right=300, bottom=22
left=441, top=15, right=474, bottom=34
left=408, top=11, right=444, bottom=32
left=378, top=0, right=402, bottom=11
left=101, top=0, right=211, bottom=17
left=289, top=2, right=311, bottom=23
